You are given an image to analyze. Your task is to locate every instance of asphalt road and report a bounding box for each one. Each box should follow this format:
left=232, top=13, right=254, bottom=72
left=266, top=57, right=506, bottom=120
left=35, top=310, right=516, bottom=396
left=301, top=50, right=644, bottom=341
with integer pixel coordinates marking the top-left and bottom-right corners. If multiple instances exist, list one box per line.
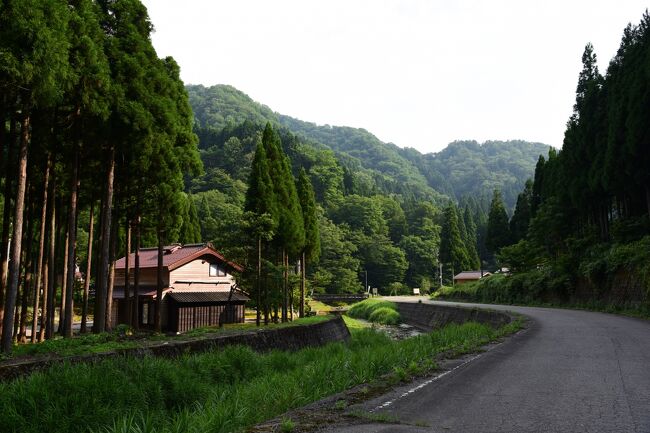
left=325, top=298, right=650, bottom=433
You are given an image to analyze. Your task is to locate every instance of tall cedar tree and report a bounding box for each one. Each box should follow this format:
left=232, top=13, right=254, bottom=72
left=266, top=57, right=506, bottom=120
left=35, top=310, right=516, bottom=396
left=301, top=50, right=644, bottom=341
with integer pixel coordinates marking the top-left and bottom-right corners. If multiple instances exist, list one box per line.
left=0, top=0, right=71, bottom=351
left=439, top=205, right=471, bottom=280
left=297, top=168, right=320, bottom=317
left=261, top=123, right=304, bottom=321
left=510, top=179, right=533, bottom=243
left=486, top=190, right=512, bottom=254
left=462, top=206, right=481, bottom=269
left=244, top=138, right=277, bottom=325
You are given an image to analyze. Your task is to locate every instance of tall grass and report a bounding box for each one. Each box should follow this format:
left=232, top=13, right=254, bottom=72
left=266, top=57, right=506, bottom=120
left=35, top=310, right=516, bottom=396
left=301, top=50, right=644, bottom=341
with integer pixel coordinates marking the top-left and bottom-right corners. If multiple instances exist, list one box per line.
left=0, top=321, right=519, bottom=433
left=347, top=299, right=400, bottom=324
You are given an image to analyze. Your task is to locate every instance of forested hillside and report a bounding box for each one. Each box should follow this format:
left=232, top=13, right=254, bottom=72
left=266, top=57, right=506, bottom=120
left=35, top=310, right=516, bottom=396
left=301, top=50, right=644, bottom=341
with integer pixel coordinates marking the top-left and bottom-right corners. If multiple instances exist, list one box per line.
left=399, top=140, right=550, bottom=207
left=467, top=14, right=650, bottom=312
left=187, top=84, right=548, bottom=208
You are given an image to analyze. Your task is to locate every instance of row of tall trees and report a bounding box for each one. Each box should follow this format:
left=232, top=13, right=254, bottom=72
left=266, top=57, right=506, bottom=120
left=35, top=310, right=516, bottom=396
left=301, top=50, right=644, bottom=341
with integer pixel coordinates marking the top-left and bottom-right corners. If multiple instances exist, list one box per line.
left=491, top=13, right=650, bottom=287
left=244, top=123, right=319, bottom=324
left=0, top=0, right=200, bottom=353
left=191, top=117, right=504, bottom=293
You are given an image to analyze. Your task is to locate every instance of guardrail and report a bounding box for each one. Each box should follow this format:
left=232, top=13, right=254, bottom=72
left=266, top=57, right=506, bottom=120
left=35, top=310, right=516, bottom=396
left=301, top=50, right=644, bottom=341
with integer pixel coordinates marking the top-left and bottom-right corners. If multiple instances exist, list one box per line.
left=312, top=293, right=369, bottom=304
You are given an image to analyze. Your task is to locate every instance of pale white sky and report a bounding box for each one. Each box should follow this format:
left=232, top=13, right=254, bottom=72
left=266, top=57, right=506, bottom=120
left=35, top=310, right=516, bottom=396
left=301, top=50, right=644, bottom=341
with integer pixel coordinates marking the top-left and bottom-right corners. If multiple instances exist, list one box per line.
left=143, top=0, right=648, bottom=153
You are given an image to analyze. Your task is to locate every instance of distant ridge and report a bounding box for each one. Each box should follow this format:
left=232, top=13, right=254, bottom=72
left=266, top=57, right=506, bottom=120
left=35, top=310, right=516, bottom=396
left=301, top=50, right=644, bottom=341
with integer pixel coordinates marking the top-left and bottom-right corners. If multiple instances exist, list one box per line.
left=186, top=84, right=550, bottom=208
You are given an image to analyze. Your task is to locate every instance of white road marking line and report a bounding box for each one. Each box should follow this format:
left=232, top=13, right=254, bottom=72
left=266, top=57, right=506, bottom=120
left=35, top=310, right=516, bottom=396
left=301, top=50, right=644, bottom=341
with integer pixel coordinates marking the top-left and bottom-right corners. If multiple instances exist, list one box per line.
left=369, top=333, right=519, bottom=413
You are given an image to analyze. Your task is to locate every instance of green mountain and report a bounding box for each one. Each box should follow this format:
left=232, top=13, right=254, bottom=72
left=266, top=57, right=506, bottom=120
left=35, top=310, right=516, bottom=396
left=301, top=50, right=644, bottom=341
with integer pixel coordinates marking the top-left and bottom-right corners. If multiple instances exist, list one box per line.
left=398, top=140, right=550, bottom=208
left=186, top=84, right=549, bottom=208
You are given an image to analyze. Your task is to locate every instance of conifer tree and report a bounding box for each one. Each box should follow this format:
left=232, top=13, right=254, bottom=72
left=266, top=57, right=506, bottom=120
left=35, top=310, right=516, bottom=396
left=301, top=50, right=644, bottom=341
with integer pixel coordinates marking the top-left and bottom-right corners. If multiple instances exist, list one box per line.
left=510, top=179, right=533, bottom=243
left=486, top=190, right=512, bottom=255
left=261, top=123, right=304, bottom=321
left=297, top=168, right=320, bottom=317
left=245, top=139, right=277, bottom=325
left=530, top=155, right=546, bottom=218
left=179, top=194, right=202, bottom=244
left=0, top=0, right=71, bottom=351
left=463, top=206, right=481, bottom=269
left=439, top=205, right=470, bottom=282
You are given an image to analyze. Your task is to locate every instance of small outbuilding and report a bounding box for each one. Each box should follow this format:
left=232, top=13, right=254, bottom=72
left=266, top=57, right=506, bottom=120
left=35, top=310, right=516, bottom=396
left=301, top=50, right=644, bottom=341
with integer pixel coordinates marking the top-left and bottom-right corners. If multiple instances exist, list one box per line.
left=453, top=270, right=492, bottom=285
left=111, top=242, right=247, bottom=333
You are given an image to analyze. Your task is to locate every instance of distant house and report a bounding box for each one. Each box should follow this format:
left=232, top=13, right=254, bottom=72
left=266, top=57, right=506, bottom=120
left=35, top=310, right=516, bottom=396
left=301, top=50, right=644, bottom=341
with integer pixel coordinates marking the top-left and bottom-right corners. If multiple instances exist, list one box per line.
left=453, top=270, right=492, bottom=285
left=111, top=243, right=247, bottom=333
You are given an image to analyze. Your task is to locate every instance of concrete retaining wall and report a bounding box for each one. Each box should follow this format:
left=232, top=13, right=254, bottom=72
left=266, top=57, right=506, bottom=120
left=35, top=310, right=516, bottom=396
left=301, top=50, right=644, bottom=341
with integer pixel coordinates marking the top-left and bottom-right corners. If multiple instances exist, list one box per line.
left=396, top=302, right=511, bottom=331
left=0, top=316, right=350, bottom=382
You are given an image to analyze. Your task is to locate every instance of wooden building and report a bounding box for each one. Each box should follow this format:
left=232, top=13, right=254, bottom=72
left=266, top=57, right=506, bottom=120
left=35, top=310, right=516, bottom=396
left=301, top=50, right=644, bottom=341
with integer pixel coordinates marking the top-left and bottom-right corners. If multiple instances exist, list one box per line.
left=453, top=270, right=492, bottom=285
left=111, top=243, right=247, bottom=333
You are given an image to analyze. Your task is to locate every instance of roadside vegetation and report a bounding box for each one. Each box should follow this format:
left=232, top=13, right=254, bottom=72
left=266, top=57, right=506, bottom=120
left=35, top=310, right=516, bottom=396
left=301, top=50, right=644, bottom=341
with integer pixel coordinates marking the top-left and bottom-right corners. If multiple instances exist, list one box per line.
left=434, top=274, right=650, bottom=320
left=0, top=320, right=520, bottom=433
left=347, top=299, right=400, bottom=325
left=431, top=285, right=478, bottom=301
left=2, top=316, right=331, bottom=361
left=472, top=16, right=650, bottom=313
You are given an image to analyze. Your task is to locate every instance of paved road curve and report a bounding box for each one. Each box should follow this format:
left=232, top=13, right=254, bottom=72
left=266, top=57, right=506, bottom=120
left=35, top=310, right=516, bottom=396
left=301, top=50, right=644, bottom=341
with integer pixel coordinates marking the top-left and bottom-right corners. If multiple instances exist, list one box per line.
left=326, top=298, right=650, bottom=433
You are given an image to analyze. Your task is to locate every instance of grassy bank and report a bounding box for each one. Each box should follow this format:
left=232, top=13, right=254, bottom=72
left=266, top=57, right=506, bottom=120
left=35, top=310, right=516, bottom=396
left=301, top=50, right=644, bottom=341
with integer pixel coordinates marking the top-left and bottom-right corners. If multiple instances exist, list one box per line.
left=3, top=316, right=331, bottom=360
left=347, top=299, right=400, bottom=324
left=0, top=320, right=520, bottom=433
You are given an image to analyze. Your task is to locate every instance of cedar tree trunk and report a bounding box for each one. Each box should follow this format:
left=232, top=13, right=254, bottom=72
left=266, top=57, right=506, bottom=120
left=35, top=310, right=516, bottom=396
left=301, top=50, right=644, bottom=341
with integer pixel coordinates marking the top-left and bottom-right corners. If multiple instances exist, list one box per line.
left=0, top=113, right=29, bottom=353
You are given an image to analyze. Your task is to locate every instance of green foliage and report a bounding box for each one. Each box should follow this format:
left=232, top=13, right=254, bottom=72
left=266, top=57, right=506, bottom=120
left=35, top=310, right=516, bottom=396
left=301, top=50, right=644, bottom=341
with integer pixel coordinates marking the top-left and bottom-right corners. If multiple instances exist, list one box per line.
left=497, top=240, right=541, bottom=273
left=486, top=190, right=512, bottom=254
left=357, top=234, right=408, bottom=292
left=187, top=84, right=277, bottom=130
left=462, top=206, right=481, bottom=268
left=297, top=168, right=320, bottom=262
left=182, top=84, right=543, bottom=297
left=499, top=13, right=650, bottom=309
left=186, top=84, right=545, bottom=207
left=178, top=193, right=202, bottom=244
left=430, top=284, right=478, bottom=301
left=439, top=205, right=471, bottom=278
left=399, top=235, right=438, bottom=288
left=368, top=307, right=400, bottom=325
left=263, top=123, right=305, bottom=257
left=0, top=322, right=513, bottom=433
left=280, top=418, right=295, bottom=433
left=509, top=179, right=533, bottom=243
left=347, top=299, right=399, bottom=323
left=311, top=216, right=361, bottom=294
left=401, top=140, right=550, bottom=208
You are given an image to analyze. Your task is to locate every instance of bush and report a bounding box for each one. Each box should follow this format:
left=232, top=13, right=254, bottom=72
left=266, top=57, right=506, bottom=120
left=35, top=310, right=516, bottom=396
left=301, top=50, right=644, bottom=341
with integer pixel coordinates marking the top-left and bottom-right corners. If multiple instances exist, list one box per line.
left=347, top=299, right=395, bottom=319
left=368, top=307, right=400, bottom=325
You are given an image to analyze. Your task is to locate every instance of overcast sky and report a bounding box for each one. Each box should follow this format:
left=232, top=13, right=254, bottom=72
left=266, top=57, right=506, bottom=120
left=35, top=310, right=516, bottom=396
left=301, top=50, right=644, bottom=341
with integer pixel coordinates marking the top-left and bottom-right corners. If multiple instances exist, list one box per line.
left=142, top=0, right=648, bottom=153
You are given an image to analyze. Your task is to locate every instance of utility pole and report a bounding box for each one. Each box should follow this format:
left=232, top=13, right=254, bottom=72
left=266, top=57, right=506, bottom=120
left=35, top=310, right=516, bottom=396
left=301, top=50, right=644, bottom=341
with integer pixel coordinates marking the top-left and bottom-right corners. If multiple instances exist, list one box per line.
left=364, top=270, right=368, bottom=295
left=439, top=263, right=443, bottom=287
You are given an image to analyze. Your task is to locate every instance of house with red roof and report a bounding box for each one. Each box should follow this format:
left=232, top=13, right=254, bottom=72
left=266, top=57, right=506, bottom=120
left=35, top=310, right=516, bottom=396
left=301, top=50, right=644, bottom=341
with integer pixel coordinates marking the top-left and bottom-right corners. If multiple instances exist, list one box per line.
left=111, top=243, right=248, bottom=333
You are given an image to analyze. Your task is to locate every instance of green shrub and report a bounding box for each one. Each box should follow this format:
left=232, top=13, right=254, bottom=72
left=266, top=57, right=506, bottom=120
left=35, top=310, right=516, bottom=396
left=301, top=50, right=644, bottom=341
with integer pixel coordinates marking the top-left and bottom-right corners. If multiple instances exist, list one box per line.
left=347, top=299, right=400, bottom=324
left=368, top=307, right=400, bottom=325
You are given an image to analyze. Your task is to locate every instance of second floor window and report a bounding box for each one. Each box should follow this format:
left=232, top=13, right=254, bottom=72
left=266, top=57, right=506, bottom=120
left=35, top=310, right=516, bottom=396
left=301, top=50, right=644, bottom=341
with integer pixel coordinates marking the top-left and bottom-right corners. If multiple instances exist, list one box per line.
left=209, top=263, right=227, bottom=277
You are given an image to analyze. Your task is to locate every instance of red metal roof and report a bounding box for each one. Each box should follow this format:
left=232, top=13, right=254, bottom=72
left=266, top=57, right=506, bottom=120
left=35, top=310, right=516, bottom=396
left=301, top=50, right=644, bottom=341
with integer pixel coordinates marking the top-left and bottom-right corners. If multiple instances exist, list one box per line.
left=114, top=243, right=243, bottom=273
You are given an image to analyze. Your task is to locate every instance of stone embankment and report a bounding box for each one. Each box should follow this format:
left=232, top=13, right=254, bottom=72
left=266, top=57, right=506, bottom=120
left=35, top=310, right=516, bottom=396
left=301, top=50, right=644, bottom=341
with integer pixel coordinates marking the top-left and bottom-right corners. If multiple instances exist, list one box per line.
left=0, top=316, right=350, bottom=382
left=395, top=301, right=512, bottom=331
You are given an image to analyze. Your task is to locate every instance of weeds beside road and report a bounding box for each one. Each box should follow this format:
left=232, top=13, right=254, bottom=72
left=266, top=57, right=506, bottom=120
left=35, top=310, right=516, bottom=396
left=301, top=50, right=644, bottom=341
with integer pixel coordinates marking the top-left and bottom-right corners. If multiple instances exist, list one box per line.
left=0, top=317, right=520, bottom=433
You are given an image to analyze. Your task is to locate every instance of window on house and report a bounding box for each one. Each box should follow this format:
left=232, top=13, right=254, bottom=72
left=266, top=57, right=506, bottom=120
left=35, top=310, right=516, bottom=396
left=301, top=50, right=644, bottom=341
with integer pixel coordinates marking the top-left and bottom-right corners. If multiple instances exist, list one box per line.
left=209, top=263, right=227, bottom=277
